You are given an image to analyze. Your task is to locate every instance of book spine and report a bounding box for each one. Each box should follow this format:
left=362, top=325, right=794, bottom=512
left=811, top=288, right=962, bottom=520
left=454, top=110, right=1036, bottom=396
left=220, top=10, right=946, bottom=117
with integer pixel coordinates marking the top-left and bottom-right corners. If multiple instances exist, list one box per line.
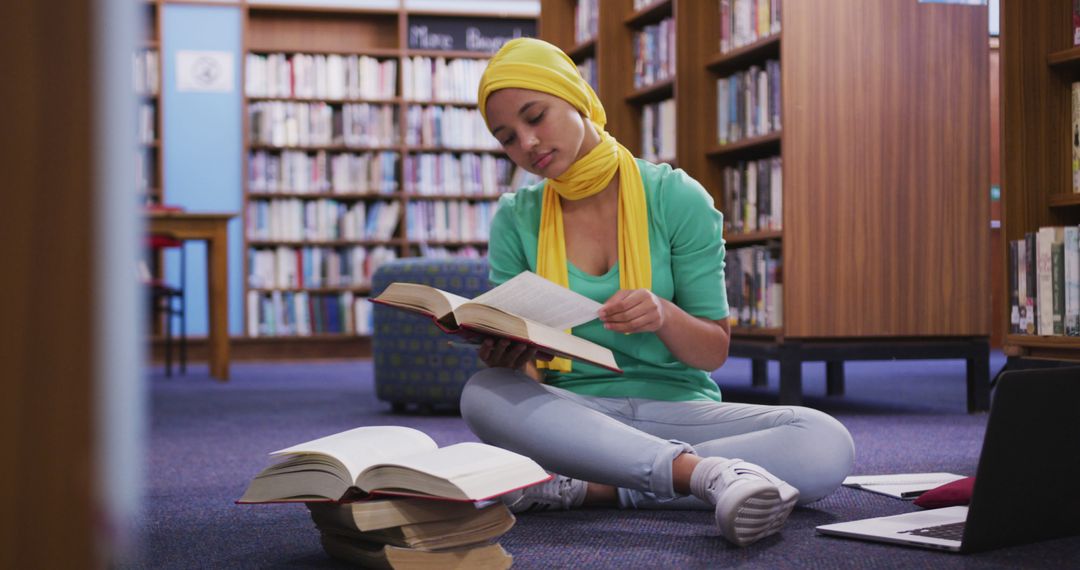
left=1037, top=228, right=1054, bottom=335
left=1068, top=226, right=1080, bottom=336
left=1009, top=239, right=1020, bottom=334
left=1053, top=240, right=1065, bottom=335
left=1074, top=83, right=1080, bottom=193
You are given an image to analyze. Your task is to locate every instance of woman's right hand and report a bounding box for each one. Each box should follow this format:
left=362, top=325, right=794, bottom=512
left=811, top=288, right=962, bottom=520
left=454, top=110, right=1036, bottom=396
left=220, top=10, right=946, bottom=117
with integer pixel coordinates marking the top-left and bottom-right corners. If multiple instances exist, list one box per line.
left=477, top=337, right=553, bottom=372
left=477, top=337, right=539, bottom=370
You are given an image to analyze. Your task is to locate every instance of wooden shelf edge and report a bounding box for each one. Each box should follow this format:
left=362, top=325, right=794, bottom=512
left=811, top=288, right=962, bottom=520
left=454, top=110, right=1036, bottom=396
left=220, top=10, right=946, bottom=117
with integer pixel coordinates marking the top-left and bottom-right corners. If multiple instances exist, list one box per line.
left=247, top=3, right=400, bottom=16
left=248, top=144, right=400, bottom=152
left=248, top=239, right=406, bottom=247
left=725, top=230, right=783, bottom=245
left=1004, top=335, right=1080, bottom=362
left=705, top=34, right=781, bottom=74
left=1047, top=193, right=1080, bottom=208
left=247, top=192, right=400, bottom=200
left=731, top=327, right=783, bottom=340
left=1047, top=45, right=1080, bottom=68
left=247, top=46, right=402, bottom=58
left=567, top=38, right=597, bottom=61
left=248, top=96, right=402, bottom=105
left=706, top=131, right=782, bottom=158
left=249, top=287, right=372, bottom=294
left=625, top=78, right=674, bottom=105
left=624, top=0, right=672, bottom=28
left=405, top=49, right=494, bottom=60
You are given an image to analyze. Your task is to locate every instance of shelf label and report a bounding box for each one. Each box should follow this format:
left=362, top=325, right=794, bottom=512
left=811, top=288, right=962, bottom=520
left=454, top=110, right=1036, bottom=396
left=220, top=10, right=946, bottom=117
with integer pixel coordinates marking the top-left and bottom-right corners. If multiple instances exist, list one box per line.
left=407, top=15, right=536, bottom=53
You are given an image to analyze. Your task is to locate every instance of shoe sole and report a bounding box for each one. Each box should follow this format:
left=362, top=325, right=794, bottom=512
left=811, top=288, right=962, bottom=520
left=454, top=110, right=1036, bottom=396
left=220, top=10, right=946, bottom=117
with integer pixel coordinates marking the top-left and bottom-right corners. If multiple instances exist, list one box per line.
left=715, top=480, right=800, bottom=547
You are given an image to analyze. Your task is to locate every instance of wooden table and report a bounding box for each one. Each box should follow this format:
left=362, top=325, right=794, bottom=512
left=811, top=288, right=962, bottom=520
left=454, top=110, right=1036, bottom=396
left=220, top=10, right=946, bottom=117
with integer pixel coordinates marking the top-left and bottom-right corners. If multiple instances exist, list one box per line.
left=147, top=211, right=236, bottom=380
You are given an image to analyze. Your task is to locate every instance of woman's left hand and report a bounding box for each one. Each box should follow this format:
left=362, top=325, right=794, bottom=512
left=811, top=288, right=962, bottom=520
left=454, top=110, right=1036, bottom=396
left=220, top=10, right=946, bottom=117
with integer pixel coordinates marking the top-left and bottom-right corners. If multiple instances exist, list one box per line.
left=598, top=289, right=667, bottom=334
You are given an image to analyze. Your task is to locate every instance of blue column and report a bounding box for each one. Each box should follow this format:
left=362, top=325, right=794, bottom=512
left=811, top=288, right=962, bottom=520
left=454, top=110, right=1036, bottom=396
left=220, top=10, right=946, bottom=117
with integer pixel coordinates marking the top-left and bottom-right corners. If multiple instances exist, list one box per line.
left=162, top=4, right=243, bottom=336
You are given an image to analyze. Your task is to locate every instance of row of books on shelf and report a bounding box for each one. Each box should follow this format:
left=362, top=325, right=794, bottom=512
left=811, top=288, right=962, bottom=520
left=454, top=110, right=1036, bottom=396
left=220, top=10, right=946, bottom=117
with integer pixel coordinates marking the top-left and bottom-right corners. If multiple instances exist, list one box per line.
left=136, top=150, right=155, bottom=190
left=238, top=426, right=536, bottom=567
left=247, top=244, right=397, bottom=290
left=723, top=156, right=782, bottom=234
left=717, top=59, right=781, bottom=145
left=576, top=0, right=599, bottom=44
left=1072, top=83, right=1080, bottom=194
left=245, top=53, right=398, bottom=101
left=719, top=0, right=782, bottom=54
left=401, top=56, right=488, bottom=105
left=725, top=244, right=782, bottom=329
left=405, top=200, right=497, bottom=243
left=133, top=49, right=159, bottom=96
left=247, top=199, right=401, bottom=242
left=640, top=99, right=676, bottom=164
left=248, top=101, right=398, bottom=149
left=632, top=17, right=675, bottom=90
left=246, top=290, right=372, bottom=337
left=402, top=152, right=516, bottom=196
left=1007, top=226, right=1080, bottom=337
left=137, top=102, right=156, bottom=145
left=248, top=150, right=399, bottom=195
left=403, top=105, right=499, bottom=150
left=577, top=57, right=598, bottom=93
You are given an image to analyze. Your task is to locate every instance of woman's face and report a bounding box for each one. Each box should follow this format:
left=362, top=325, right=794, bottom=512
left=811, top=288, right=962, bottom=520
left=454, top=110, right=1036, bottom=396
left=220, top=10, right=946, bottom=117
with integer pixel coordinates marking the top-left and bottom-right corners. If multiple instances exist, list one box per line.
left=485, top=88, right=597, bottom=178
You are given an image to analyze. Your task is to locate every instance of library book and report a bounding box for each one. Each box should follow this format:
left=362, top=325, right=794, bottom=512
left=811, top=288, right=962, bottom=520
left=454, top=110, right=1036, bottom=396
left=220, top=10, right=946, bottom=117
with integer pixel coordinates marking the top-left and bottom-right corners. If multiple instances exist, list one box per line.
left=371, top=270, right=621, bottom=372
left=237, top=426, right=550, bottom=503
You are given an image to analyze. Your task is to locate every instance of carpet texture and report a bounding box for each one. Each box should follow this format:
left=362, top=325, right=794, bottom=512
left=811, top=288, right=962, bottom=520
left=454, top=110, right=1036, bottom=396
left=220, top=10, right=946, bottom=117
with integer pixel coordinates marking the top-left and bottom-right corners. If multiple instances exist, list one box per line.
left=124, top=353, right=1080, bottom=569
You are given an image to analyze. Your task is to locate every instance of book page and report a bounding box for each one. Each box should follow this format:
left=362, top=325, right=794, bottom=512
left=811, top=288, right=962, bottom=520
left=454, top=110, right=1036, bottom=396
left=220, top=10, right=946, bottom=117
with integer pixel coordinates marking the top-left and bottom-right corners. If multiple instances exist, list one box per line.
left=471, top=271, right=601, bottom=330
left=271, top=426, right=438, bottom=483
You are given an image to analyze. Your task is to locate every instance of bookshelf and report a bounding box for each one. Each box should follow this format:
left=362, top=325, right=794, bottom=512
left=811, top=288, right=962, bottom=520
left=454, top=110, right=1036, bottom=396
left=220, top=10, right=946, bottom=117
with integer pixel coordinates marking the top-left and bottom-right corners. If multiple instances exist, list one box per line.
left=1000, top=0, right=1080, bottom=362
left=242, top=3, right=535, bottom=341
left=137, top=0, right=163, bottom=205
left=542, top=0, right=992, bottom=410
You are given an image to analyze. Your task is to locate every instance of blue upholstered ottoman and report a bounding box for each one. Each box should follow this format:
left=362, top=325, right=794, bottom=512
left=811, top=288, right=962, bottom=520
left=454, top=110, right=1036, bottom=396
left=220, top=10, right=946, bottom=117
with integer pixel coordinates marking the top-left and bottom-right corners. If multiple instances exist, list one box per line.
left=371, top=257, right=491, bottom=412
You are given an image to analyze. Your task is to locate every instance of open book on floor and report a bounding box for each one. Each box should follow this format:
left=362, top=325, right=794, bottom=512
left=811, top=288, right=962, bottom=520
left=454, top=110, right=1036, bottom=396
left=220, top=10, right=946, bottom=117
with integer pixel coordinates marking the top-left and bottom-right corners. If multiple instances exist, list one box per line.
left=309, top=501, right=515, bottom=551
left=305, top=496, right=495, bottom=531
left=842, top=473, right=966, bottom=500
left=237, top=426, right=550, bottom=503
left=371, top=270, right=621, bottom=373
left=319, top=533, right=513, bottom=570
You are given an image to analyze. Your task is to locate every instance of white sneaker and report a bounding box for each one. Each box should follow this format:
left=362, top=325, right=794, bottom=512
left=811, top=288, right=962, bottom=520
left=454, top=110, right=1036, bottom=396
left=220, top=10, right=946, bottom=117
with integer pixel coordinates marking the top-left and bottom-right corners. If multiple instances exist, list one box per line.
left=690, top=458, right=799, bottom=546
left=501, top=473, right=588, bottom=513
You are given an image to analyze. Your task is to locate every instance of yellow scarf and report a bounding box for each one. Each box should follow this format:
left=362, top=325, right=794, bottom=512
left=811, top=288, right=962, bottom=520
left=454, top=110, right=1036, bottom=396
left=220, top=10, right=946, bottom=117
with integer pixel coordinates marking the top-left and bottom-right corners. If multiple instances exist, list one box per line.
left=479, top=38, right=651, bottom=372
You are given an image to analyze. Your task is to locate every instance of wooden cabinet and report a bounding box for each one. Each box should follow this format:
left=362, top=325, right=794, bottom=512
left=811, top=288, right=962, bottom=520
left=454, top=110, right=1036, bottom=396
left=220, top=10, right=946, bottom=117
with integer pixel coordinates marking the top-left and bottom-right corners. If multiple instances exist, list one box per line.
left=543, top=0, right=991, bottom=409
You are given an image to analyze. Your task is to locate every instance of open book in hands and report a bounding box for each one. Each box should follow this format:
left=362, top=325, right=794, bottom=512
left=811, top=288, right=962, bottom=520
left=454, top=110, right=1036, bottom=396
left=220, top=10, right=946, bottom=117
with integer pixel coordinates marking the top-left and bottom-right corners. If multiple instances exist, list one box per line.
left=237, top=426, right=551, bottom=503
left=371, top=270, right=621, bottom=373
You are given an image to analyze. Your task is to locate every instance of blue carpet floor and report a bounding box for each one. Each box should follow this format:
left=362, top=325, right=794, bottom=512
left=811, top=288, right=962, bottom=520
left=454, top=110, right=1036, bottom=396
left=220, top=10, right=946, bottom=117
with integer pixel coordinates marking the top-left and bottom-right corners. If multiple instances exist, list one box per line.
left=125, top=353, right=1080, bottom=569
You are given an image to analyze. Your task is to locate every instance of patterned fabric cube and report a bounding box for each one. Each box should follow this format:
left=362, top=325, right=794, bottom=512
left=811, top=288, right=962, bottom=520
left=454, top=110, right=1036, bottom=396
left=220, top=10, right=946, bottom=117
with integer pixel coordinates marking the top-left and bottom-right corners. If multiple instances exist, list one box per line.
left=372, top=257, right=491, bottom=412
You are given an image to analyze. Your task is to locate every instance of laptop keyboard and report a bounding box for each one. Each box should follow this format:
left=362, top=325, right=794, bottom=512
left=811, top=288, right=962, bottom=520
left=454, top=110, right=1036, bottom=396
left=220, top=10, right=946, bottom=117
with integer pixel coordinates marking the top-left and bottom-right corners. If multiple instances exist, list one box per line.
left=899, top=521, right=965, bottom=541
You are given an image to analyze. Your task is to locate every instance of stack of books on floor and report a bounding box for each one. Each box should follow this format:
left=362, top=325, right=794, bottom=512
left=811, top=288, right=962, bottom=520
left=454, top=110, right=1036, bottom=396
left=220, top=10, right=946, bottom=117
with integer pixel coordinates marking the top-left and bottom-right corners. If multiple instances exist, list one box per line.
left=307, top=497, right=514, bottom=568
left=238, top=425, right=550, bottom=569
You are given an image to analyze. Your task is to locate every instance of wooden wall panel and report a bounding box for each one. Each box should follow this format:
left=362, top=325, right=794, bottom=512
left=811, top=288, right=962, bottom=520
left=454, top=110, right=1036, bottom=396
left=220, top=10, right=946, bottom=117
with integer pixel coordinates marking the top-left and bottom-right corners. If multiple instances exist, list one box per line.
left=1, top=0, right=97, bottom=566
left=1001, top=0, right=1072, bottom=243
left=783, top=0, right=990, bottom=338
left=246, top=10, right=400, bottom=53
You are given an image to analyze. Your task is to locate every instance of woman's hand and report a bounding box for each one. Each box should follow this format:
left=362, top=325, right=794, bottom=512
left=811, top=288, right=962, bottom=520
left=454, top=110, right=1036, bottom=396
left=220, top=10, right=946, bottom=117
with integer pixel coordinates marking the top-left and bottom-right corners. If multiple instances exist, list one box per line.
left=477, top=337, right=553, bottom=371
left=598, top=289, right=667, bottom=334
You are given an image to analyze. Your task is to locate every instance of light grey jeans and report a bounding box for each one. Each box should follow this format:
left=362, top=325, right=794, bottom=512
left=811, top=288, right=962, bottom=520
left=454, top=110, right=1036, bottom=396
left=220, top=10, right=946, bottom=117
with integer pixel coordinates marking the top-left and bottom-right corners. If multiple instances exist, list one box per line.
left=460, top=367, right=855, bottom=508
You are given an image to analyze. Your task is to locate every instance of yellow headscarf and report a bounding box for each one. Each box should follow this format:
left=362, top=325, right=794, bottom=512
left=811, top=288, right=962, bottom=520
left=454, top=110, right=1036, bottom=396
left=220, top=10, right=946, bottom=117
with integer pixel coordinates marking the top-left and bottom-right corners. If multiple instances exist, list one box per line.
left=479, top=38, right=651, bottom=372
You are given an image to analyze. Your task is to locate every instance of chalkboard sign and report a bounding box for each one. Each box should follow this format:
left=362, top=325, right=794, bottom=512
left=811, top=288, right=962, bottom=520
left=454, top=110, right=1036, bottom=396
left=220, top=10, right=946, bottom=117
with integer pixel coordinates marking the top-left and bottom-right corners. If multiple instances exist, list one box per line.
left=407, top=15, right=536, bottom=53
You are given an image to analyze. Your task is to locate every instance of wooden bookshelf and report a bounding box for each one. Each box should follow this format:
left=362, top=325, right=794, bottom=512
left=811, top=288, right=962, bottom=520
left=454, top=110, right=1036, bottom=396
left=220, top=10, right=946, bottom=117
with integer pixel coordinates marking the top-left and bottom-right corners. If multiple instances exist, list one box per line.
left=543, top=0, right=992, bottom=410
left=1000, top=0, right=1080, bottom=362
left=137, top=0, right=163, bottom=206
left=242, top=4, right=536, bottom=341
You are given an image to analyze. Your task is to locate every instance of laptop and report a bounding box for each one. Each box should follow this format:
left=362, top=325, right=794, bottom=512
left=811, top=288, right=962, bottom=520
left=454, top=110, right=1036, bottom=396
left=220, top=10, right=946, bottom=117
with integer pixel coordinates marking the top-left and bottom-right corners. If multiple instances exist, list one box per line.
left=816, top=366, right=1080, bottom=553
